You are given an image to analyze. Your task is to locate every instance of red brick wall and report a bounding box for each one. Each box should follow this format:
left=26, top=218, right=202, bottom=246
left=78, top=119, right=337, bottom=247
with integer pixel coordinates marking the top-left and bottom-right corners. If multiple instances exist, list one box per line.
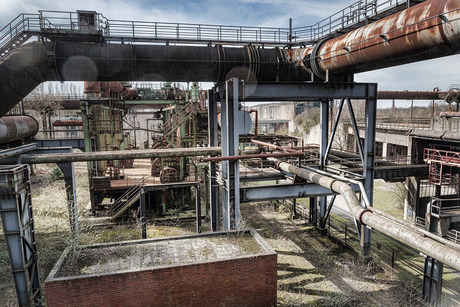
left=45, top=254, right=277, bottom=307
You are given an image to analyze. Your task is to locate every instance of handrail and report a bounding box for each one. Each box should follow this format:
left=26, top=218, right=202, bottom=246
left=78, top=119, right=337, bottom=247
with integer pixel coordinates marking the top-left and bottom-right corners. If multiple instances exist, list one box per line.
left=0, top=0, right=426, bottom=53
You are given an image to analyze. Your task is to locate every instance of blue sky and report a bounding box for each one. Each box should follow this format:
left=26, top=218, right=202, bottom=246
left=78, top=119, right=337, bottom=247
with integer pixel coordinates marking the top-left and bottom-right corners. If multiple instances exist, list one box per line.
left=2, top=0, right=460, bottom=107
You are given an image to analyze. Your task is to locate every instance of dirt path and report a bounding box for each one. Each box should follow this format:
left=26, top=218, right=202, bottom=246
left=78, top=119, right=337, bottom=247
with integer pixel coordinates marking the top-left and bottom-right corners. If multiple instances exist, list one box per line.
left=241, top=203, right=422, bottom=306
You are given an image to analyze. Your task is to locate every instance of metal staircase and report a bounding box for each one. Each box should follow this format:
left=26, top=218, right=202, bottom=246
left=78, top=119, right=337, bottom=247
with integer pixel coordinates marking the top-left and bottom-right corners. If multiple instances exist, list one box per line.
left=108, top=176, right=145, bottom=220
left=163, top=101, right=201, bottom=146
left=0, top=14, right=38, bottom=59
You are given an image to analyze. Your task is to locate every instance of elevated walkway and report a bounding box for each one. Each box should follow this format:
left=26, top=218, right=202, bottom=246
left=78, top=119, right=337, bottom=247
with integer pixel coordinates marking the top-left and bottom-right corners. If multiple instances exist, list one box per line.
left=1, top=0, right=427, bottom=59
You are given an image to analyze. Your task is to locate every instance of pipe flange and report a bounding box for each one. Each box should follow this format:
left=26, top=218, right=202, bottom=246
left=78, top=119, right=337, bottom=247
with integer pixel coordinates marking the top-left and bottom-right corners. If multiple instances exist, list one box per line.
left=309, top=38, right=328, bottom=81
left=358, top=208, right=372, bottom=224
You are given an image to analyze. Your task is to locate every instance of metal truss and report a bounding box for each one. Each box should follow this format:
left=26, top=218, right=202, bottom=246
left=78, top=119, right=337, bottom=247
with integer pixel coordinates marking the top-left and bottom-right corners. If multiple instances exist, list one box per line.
left=0, top=165, right=41, bottom=306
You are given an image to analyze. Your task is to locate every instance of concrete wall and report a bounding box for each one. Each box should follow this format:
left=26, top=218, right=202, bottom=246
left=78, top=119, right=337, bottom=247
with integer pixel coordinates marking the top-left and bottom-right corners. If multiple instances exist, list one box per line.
left=249, top=103, right=297, bottom=134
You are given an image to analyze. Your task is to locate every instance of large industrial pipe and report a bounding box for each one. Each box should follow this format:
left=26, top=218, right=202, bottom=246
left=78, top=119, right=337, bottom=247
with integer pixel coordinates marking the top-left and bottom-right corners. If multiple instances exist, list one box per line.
left=1, top=0, right=460, bottom=117
left=0, top=115, right=39, bottom=144
left=6, top=147, right=221, bottom=164
left=305, top=0, right=460, bottom=79
left=273, top=159, right=460, bottom=271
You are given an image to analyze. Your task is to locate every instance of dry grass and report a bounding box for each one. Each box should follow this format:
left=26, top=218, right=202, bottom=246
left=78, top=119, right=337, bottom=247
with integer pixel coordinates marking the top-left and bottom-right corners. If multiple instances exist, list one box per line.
left=242, top=202, right=429, bottom=307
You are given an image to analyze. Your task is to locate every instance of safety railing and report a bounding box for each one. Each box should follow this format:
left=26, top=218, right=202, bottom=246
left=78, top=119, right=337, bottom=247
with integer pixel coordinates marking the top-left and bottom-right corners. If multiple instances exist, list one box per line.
left=105, top=19, right=288, bottom=45
left=348, top=117, right=431, bottom=131
left=447, top=229, right=460, bottom=244
left=429, top=196, right=460, bottom=218
left=1, top=0, right=425, bottom=52
left=292, top=0, right=419, bottom=44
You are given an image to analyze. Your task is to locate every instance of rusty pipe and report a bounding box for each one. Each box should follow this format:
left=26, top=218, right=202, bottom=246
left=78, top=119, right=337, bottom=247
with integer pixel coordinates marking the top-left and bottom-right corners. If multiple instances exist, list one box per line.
left=200, top=151, right=304, bottom=162
left=0, top=115, right=39, bottom=144
left=3, top=147, right=221, bottom=164
left=377, top=91, right=449, bottom=100
left=52, top=120, right=83, bottom=127
left=304, top=0, right=460, bottom=79
left=273, top=159, right=460, bottom=271
left=251, top=139, right=298, bottom=153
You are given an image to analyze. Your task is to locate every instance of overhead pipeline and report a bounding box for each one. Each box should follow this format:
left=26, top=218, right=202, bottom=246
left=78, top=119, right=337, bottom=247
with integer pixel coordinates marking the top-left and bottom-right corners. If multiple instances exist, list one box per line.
left=273, top=159, right=460, bottom=271
left=0, top=42, right=308, bottom=116
left=0, top=115, right=39, bottom=144
left=302, top=0, right=460, bottom=79
left=1, top=0, right=460, bottom=117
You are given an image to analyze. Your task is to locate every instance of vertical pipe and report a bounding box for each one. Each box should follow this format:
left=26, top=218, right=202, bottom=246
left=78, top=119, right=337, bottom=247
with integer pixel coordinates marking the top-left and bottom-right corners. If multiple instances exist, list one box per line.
left=208, top=90, right=219, bottom=231
left=196, top=185, right=201, bottom=233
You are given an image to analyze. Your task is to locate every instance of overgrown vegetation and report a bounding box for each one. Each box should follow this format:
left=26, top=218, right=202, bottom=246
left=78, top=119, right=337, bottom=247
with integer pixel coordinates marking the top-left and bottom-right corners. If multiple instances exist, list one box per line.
left=294, top=107, right=320, bottom=134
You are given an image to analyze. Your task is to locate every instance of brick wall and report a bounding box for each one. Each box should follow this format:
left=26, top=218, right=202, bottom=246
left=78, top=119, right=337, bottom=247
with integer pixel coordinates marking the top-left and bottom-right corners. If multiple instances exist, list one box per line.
left=45, top=254, right=277, bottom=307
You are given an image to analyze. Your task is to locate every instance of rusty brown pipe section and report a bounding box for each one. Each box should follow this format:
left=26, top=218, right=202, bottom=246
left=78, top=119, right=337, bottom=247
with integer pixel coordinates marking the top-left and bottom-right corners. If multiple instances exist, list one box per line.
left=303, top=0, right=460, bottom=79
left=52, top=120, right=83, bottom=127
left=273, top=159, right=460, bottom=271
left=7, top=147, right=221, bottom=164
left=200, top=151, right=304, bottom=162
left=251, top=138, right=298, bottom=153
left=0, top=115, right=39, bottom=144
left=377, top=90, right=449, bottom=100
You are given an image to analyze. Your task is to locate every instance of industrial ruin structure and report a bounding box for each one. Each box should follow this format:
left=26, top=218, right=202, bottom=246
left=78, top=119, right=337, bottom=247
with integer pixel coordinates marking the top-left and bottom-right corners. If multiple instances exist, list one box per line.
left=1, top=0, right=460, bottom=305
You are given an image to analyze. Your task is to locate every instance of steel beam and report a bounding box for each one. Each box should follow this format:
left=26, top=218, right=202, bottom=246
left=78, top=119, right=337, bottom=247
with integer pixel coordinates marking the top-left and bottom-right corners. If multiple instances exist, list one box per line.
left=0, top=144, right=36, bottom=160
left=241, top=184, right=360, bottom=203
left=0, top=165, right=41, bottom=306
left=235, top=82, right=378, bottom=102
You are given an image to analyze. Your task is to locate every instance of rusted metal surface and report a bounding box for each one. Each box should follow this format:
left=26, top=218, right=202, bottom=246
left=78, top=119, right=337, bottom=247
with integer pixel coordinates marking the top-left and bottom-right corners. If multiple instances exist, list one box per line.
left=274, top=159, right=460, bottom=271
left=15, top=147, right=221, bottom=164
left=308, top=0, right=460, bottom=78
left=83, top=81, right=101, bottom=93
left=378, top=90, right=448, bottom=100
left=200, top=151, right=305, bottom=162
left=52, top=120, right=83, bottom=126
left=0, top=115, right=39, bottom=144
left=251, top=139, right=298, bottom=153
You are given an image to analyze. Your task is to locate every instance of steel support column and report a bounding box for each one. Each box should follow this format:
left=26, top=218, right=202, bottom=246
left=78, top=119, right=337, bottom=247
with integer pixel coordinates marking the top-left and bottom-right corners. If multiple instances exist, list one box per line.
left=0, top=165, right=41, bottom=306
left=423, top=257, right=443, bottom=305
left=220, top=78, right=240, bottom=230
left=319, top=99, right=329, bottom=230
left=361, top=91, right=378, bottom=259
left=57, top=162, right=80, bottom=243
left=208, top=89, right=219, bottom=231
left=196, top=184, right=201, bottom=233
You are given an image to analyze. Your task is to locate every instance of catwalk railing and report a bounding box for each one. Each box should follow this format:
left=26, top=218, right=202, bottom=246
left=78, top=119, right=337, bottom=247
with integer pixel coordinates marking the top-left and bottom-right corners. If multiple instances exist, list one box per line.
left=1, top=0, right=424, bottom=57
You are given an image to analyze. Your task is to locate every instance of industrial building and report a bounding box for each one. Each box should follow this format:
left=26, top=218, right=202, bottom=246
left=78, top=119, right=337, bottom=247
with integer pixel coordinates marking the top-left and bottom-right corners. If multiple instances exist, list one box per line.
left=1, top=0, right=460, bottom=305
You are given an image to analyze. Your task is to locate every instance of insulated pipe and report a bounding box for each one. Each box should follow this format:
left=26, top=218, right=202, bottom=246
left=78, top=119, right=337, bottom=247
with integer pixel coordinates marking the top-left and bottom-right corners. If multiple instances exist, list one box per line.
left=1, top=0, right=460, bottom=117
left=0, top=42, right=308, bottom=117
left=305, top=0, right=460, bottom=79
left=0, top=115, right=39, bottom=144
left=273, top=159, right=460, bottom=271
